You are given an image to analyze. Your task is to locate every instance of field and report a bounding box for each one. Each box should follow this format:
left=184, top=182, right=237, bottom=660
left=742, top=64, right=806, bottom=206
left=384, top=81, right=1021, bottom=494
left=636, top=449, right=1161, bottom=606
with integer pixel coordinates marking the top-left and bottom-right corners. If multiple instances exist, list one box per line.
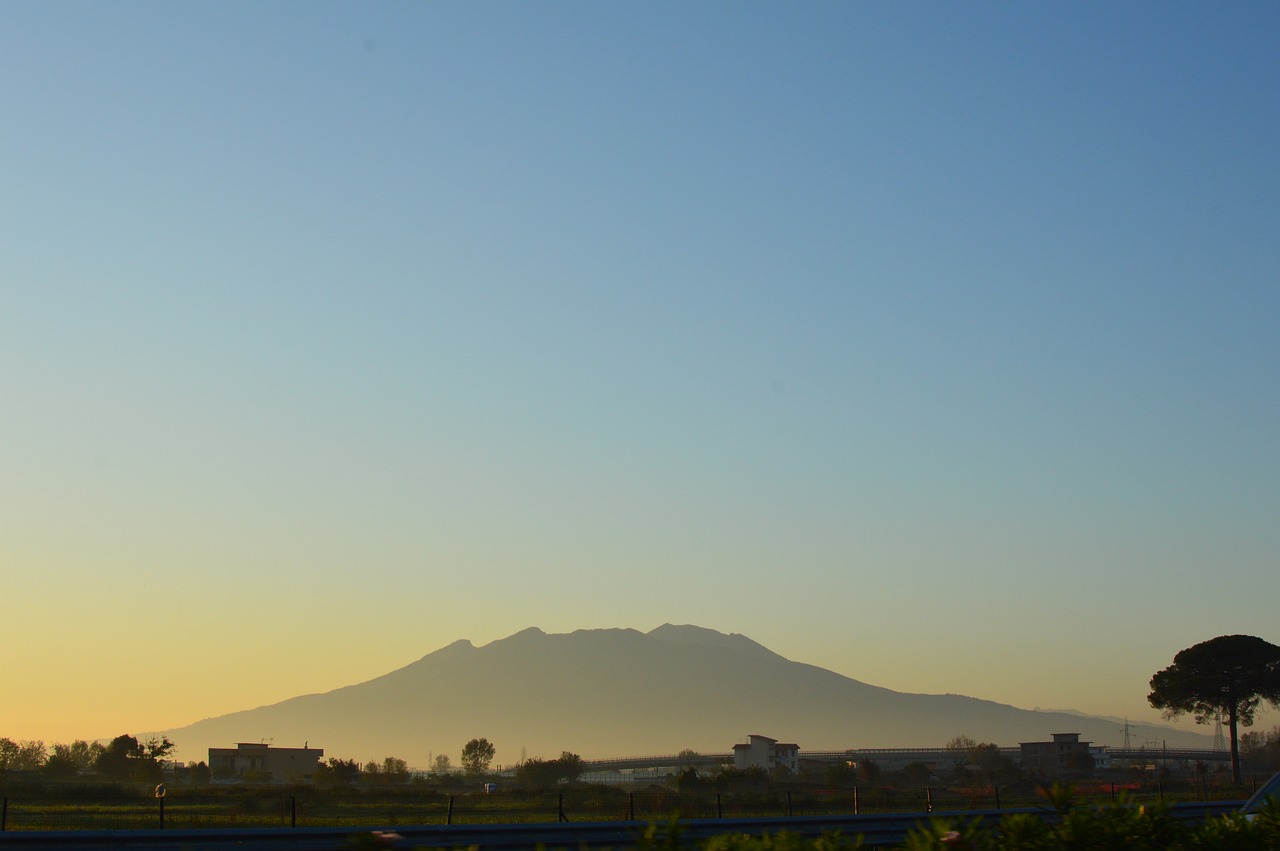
left=0, top=777, right=1255, bottom=832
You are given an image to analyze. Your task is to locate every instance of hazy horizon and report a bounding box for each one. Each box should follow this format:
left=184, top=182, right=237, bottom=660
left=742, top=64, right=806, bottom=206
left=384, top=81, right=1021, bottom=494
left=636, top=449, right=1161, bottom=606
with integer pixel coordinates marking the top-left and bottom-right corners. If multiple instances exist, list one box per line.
left=6, top=624, right=1230, bottom=764
left=3, top=3, right=1278, bottom=749
left=141, top=624, right=1221, bottom=766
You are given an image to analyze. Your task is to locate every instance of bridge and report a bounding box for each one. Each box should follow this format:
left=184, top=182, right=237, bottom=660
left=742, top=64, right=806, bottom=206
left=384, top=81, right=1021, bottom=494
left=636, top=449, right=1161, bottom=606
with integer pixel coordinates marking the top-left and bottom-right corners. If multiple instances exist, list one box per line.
left=575, top=745, right=1231, bottom=777
left=1106, top=747, right=1231, bottom=762
left=581, top=752, right=732, bottom=772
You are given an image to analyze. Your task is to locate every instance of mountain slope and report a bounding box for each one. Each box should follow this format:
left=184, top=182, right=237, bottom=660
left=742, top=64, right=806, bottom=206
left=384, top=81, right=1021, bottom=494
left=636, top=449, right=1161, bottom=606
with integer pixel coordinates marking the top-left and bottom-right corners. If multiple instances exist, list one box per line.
left=164, top=625, right=1211, bottom=765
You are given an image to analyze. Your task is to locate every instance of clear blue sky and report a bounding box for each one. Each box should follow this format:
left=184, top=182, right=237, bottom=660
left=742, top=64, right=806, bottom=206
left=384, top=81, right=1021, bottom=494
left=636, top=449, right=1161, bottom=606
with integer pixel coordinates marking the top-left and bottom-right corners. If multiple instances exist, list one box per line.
left=3, top=1, right=1277, bottom=756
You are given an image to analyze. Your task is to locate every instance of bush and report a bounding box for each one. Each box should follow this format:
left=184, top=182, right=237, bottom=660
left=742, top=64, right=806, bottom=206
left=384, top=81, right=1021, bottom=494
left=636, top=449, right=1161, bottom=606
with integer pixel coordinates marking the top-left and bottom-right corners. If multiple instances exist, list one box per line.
left=893, top=796, right=1280, bottom=851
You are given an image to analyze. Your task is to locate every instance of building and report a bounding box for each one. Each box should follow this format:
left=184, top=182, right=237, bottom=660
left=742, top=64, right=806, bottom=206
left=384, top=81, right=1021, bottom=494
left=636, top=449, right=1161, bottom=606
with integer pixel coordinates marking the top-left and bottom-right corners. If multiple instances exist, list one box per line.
left=733, top=734, right=800, bottom=775
left=208, top=742, right=324, bottom=784
left=1019, top=733, right=1096, bottom=778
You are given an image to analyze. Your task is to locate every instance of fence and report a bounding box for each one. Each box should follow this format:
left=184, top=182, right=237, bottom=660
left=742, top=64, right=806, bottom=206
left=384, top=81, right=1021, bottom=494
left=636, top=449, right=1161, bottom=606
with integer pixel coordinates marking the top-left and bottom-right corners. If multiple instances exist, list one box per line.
left=0, top=777, right=1258, bottom=832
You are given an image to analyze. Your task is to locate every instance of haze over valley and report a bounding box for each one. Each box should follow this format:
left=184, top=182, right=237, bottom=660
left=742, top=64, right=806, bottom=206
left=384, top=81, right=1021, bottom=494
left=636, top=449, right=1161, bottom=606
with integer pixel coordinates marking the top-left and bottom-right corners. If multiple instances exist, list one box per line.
left=161, top=625, right=1213, bottom=766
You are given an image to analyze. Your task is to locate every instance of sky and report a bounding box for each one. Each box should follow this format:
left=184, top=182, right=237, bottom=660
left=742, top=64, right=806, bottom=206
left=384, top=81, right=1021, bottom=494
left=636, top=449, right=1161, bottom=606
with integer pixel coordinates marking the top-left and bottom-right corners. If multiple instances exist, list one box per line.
left=2, top=2, right=1278, bottom=760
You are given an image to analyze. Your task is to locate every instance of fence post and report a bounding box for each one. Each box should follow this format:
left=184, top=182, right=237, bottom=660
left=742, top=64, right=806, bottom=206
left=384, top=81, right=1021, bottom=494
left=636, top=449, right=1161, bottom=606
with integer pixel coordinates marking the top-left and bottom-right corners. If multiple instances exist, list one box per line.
left=852, top=786, right=859, bottom=815
left=716, top=793, right=723, bottom=819
left=291, top=796, right=297, bottom=828
left=926, top=787, right=933, bottom=813
left=558, top=792, right=568, bottom=823
left=154, top=784, right=166, bottom=829
left=2, top=797, right=7, bottom=831
left=447, top=795, right=454, bottom=825
left=994, top=785, right=1001, bottom=810
left=628, top=792, right=635, bottom=822
left=1157, top=781, right=1164, bottom=803
left=1111, top=783, right=1116, bottom=803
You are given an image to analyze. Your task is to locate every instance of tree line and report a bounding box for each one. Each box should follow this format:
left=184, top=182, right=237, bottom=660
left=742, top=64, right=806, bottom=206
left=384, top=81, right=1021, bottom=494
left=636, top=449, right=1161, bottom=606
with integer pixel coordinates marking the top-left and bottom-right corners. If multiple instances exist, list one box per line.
left=310, top=740, right=586, bottom=789
left=1, top=733, right=574, bottom=789
left=0, top=734, right=181, bottom=782
left=5, top=633, right=1278, bottom=790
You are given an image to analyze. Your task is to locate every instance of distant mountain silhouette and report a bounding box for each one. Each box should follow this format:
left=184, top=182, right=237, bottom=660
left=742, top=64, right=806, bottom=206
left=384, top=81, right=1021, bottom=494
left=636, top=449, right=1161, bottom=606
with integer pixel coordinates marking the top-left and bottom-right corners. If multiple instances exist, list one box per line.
left=163, top=625, right=1212, bottom=765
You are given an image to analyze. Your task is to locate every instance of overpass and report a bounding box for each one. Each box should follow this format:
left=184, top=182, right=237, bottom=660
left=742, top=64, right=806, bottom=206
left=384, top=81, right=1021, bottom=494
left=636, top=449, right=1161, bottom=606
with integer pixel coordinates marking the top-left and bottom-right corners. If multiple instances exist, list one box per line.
left=1106, top=747, right=1231, bottom=762
left=582, top=752, right=732, bottom=772
left=575, top=745, right=1231, bottom=777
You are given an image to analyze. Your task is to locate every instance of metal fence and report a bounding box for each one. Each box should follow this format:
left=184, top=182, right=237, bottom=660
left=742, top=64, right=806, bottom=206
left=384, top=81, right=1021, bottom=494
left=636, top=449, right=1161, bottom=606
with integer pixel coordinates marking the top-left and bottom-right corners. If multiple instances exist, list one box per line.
left=0, top=777, right=1258, bottom=832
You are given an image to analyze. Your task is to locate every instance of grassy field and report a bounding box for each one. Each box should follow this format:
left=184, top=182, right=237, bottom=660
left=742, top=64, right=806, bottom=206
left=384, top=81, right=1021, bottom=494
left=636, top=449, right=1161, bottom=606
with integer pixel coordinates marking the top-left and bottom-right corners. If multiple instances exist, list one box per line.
left=0, top=778, right=1254, bottom=832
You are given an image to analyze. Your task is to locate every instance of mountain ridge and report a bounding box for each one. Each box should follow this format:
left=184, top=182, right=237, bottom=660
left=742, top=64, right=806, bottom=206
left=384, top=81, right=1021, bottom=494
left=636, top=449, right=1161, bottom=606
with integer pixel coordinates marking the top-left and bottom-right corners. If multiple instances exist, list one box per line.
left=161, top=625, right=1212, bottom=764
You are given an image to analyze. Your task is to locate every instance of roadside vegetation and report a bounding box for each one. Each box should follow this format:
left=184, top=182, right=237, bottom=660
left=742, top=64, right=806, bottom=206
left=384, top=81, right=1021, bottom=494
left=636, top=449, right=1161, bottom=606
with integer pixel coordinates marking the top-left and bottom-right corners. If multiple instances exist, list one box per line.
left=334, top=795, right=1280, bottom=850
left=0, top=761, right=1271, bottom=832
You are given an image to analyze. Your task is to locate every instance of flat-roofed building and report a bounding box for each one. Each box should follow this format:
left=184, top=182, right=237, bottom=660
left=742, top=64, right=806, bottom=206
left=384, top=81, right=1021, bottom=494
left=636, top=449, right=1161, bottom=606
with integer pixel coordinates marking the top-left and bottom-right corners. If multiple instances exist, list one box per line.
left=733, top=734, right=800, bottom=775
left=1019, top=733, right=1095, bottom=778
left=208, top=742, right=324, bottom=784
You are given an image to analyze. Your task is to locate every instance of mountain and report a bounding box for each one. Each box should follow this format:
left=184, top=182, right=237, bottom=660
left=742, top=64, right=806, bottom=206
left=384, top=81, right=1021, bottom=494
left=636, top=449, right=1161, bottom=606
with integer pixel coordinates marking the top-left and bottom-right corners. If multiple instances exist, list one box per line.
left=163, top=625, right=1212, bottom=765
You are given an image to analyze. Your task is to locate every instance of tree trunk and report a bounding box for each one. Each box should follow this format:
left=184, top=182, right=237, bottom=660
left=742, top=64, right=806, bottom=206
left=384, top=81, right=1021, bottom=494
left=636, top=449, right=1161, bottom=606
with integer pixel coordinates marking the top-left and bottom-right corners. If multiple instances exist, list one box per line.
left=1228, top=705, right=1241, bottom=785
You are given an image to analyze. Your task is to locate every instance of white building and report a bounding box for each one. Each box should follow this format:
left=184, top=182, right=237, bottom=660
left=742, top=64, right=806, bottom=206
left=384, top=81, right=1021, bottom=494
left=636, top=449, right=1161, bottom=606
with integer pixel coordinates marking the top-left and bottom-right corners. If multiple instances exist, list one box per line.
left=733, top=734, right=799, bottom=775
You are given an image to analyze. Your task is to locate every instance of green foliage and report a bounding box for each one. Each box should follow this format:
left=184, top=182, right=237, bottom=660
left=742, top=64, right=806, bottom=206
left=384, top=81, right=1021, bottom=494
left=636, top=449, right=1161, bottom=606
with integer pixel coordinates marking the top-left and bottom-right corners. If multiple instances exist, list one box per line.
left=902, top=817, right=997, bottom=851
left=942, top=737, right=1020, bottom=785
left=0, top=737, right=48, bottom=771
left=1251, top=796, right=1280, bottom=848
left=825, top=762, right=858, bottom=788
left=361, top=756, right=410, bottom=786
left=92, top=734, right=173, bottom=783
left=993, top=813, right=1054, bottom=851
left=971, top=745, right=1021, bottom=784
left=515, top=756, right=560, bottom=787
left=713, top=765, right=769, bottom=790
left=1241, top=726, right=1280, bottom=773
left=461, top=737, right=496, bottom=776
left=636, top=815, right=685, bottom=851
left=315, top=757, right=362, bottom=786
left=558, top=750, right=584, bottom=782
left=430, top=753, right=452, bottom=776
left=514, top=751, right=585, bottom=787
left=901, top=803, right=1187, bottom=849
left=1036, top=783, right=1076, bottom=815
left=43, top=740, right=103, bottom=779
left=1149, top=634, right=1280, bottom=782
left=1149, top=635, right=1280, bottom=726
left=1071, top=802, right=1189, bottom=851
left=187, top=760, right=212, bottom=784
left=1186, top=812, right=1267, bottom=851
left=946, top=736, right=980, bottom=754
left=889, top=792, right=1278, bottom=851
left=676, top=766, right=707, bottom=792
